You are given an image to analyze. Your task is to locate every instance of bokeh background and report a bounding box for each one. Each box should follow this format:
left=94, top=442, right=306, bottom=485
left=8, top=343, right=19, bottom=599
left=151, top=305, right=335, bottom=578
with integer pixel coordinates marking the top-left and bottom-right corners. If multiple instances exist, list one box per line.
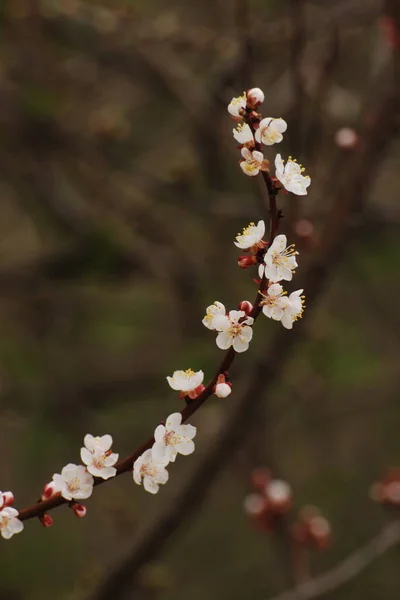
left=0, top=0, right=399, bottom=598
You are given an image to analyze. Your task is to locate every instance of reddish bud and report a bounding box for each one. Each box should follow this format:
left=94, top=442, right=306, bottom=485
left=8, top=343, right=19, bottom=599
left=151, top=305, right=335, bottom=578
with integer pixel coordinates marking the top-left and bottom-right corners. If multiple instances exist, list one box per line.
left=238, top=255, right=257, bottom=269
left=40, top=514, right=54, bottom=528
left=42, top=482, right=57, bottom=501
left=238, top=300, right=253, bottom=315
left=251, top=467, right=271, bottom=491
left=2, top=491, right=14, bottom=508
left=72, top=503, right=87, bottom=518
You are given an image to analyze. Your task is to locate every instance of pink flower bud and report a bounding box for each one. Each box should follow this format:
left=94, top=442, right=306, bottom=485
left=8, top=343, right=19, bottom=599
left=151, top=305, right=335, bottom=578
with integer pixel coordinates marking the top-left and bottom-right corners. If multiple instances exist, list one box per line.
left=215, top=382, right=232, bottom=398
left=238, top=300, right=253, bottom=315
left=251, top=467, right=271, bottom=491
left=42, top=482, right=57, bottom=501
left=238, top=255, right=257, bottom=269
left=2, top=491, right=14, bottom=507
left=40, top=514, right=54, bottom=528
left=72, top=503, right=87, bottom=518
left=247, top=88, right=265, bottom=108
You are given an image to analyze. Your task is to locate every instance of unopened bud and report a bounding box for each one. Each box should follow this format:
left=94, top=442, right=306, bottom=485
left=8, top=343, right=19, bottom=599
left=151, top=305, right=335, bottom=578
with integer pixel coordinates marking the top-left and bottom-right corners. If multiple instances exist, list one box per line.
left=334, top=127, right=359, bottom=149
left=2, top=491, right=14, bottom=507
left=265, top=479, right=292, bottom=513
left=238, top=300, right=253, bottom=315
left=244, top=493, right=267, bottom=517
left=42, top=482, right=57, bottom=501
left=238, top=255, right=257, bottom=269
left=247, top=88, right=265, bottom=108
left=72, top=503, right=87, bottom=518
left=251, top=467, right=270, bottom=491
left=40, top=514, right=54, bottom=528
left=215, top=382, right=232, bottom=398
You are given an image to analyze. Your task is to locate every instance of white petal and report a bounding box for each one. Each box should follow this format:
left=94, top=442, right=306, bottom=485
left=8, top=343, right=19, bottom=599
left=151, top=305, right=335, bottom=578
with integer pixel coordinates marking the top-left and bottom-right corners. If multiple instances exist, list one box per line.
left=269, top=234, right=287, bottom=254
left=277, top=265, right=293, bottom=281
left=228, top=310, right=245, bottom=323
left=167, top=413, right=183, bottom=431
left=272, top=118, right=287, bottom=133
left=154, top=424, right=166, bottom=443
left=271, top=306, right=284, bottom=320
left=281, top=312, right=294, bottom=329
left=1, top=507, right=18, bottom=518
left=175, top=439, right=195, bottom=456
left=143, top=476, right=159, bottom=494
left=98, top=435, right=113, bottom=452
left=212, top=314, right=230, bottom=331
left=155, top=467, right=169, bottom=485
left=177, top=424, right=197, bottom=440
left=152, top=442, right=167, bottom=462
left=233, top=337, right=249, bottom=353
left=84, top=434, right=96, bottom=452
left=240, top=326, right=253, bottom=341
left=252, top=150, right=264, bottom=163
left=80, top=448, right=92, bottom=466
left=216, top=331, right=233, bottom=350
left=104, top=452, right=119, bottom=467
left=268, top=283, right=283, bottom=296
left=166, top=375, right=181, bottom=391
left=274, top=154, right=284, bottom=177
left=10, top=518, right=24, bottom=534
left=258, top=264, right=265, bottom=279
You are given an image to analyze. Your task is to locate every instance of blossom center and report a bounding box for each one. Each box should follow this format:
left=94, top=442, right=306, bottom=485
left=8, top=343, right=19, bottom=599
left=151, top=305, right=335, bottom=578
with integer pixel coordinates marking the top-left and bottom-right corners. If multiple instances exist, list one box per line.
left=271, top=245, right=297, bottom=269
left=184, top=369, right=195, bottom=377
left=227, top=322, right=243, bottom=337
left=67, top=477, right=81, bottom=493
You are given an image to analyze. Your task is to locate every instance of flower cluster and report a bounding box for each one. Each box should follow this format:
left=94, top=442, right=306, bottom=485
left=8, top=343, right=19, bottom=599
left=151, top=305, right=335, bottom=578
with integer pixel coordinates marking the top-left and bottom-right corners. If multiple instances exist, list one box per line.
left=133, top=412, right=197, bottom=494
left=244, top=468, right=331, bottom=549
left=244, top=467, right=293, bottom=532
left=0, top=492, right=23, bottom=540
left=228, top=87, right=311, bottom=195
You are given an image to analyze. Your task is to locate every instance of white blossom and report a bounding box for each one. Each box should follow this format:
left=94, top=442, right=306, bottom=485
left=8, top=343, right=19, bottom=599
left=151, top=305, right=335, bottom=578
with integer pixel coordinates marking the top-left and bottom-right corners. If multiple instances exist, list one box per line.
left=233, top=123, right=254, bottom=146
left=80, top=434, right=119, bottom=480
left=275, top=154, right=311, bottom=195
left=255, top=118, right=287, bottom=146
left=52, top=464, right=94, bottom=501
left=153, top=413, right=196, bottom=463
left=234, top=220, right=265, bottom=249
left=133, top=448, right=169, bottom=494
left=260, top=283, right=290, bottom=322
left=280, top=290, right=305, bottom=329
left=247, top=87, right=265, bottom=107
left=263, top=234, right=298, bottom=282
left=202, top=301, right=226, bottom=330
left=0, top=507, right=24, bottom=540
left=166, top=369, right=204, bottom=399
left=240, top=148, right=269, bottom=176
left=212, top=310, right=254, bottom=353
left=227, top=93, right=247, bottom=118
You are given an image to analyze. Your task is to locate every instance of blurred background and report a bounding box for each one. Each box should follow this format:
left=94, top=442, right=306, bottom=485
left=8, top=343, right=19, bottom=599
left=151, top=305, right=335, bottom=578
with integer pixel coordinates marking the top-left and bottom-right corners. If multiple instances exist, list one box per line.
left=0, top=0, right=399, bottom=598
